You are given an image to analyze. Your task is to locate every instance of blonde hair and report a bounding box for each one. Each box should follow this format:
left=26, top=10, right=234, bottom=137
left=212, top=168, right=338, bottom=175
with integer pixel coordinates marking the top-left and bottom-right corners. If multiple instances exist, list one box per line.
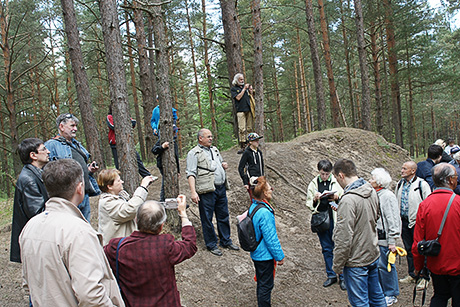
left=97, top=169, right=121, bottom=193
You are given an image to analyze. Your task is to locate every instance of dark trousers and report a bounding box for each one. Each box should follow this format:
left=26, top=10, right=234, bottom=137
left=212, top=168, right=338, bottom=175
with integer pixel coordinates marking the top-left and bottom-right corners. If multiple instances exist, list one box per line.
left=110, top=145, right=151, bottom=178
left=430, top=273, right=460, bottom=307
left=253, top=259, right=275, bottom=307
left=401, top=216, right=416, bottom=278
left=198, top=184, right=232, bottom=249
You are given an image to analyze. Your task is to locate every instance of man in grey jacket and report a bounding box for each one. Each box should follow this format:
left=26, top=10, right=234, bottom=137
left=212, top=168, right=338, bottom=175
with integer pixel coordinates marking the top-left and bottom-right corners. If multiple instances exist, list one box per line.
left=332, top=159, right=385, bottom=307
left=395, top=161, right=430, bottom=285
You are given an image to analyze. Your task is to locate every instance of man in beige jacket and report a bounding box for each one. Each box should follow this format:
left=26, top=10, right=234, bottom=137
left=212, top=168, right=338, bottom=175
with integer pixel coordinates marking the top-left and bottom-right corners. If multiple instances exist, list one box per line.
left=20, top=159, right=124, bottom=307
left=332, top=159, right=385, bottom=307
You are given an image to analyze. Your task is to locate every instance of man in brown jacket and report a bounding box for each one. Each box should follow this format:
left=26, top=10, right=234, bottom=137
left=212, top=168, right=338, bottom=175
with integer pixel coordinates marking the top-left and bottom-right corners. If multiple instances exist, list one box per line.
left=332, top=159, right=386, bottom=307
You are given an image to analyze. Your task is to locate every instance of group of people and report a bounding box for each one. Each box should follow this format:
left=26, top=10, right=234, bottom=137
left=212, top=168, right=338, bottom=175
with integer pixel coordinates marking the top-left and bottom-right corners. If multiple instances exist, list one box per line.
left=9, top=105, right=460, bottom=307
left=305, top=140, right=460, bottom=307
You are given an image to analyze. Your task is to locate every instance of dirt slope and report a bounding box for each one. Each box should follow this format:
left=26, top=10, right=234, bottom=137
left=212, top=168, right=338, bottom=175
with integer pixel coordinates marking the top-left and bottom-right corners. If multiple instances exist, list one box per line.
left=0, top=128, right=431, bottom=306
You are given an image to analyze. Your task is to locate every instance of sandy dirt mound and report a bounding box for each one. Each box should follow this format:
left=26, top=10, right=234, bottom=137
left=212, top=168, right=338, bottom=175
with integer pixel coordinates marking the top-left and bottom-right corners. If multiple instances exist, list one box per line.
left=0, top=128, right=432, bottom=306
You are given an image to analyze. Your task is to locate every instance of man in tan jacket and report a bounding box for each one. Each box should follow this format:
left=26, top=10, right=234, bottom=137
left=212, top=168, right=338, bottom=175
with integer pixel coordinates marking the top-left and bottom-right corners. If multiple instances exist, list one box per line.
left=332, top=159, right=385, bottom=307
left=20, top=159, right=124, bottom=306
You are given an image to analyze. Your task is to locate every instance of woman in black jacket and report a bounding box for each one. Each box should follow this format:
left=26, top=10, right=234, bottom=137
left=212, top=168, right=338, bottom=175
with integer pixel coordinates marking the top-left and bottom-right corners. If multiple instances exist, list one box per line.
left=238, top=133, right=265, bottom=199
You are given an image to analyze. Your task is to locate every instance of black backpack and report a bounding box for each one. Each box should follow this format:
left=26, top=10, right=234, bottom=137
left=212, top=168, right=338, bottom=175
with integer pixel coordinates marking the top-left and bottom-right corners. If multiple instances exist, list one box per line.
left=237, top=203, right=269, bottom=252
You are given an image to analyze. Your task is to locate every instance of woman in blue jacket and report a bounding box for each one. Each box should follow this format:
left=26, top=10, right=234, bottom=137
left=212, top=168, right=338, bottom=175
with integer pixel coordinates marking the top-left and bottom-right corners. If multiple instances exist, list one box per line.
left=249, top=176, right=285, bottom=306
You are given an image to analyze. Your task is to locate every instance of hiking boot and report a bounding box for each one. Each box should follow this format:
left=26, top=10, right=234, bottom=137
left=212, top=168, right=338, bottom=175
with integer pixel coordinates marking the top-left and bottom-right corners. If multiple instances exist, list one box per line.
left=209, top=247, right=223, bottom=256
left=399, top=275, right=416, bottom=284
left=339, top=279, right=347, bottom=291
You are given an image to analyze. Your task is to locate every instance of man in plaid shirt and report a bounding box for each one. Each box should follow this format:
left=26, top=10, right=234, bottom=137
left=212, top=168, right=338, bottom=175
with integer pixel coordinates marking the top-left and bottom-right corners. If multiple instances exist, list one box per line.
left=104, top=196, right=197, bottom=307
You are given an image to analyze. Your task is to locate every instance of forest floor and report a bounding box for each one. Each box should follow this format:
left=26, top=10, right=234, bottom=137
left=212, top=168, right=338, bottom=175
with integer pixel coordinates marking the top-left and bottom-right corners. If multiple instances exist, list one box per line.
left=0, top=127, right=434, bottom=306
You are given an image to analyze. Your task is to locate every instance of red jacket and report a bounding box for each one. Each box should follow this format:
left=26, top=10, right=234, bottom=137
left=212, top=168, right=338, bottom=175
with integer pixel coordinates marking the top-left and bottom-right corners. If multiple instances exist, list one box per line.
left=412, top=189, right=460, bottom=275
left=107, top=115, right=136, bottom=145
left=104, top=226, right=197, bottom=307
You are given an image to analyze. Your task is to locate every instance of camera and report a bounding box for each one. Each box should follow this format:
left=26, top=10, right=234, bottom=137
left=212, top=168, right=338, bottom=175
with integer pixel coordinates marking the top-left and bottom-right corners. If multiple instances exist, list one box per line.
left=163, top=198, right=179, bottom=209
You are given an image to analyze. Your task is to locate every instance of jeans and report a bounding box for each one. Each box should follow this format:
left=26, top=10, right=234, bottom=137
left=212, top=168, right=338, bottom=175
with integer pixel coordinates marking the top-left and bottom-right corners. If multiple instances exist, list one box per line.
left=111, top=145, right=151, bottom=178
left=378, top=246, right=399, bottom=297
left=198, top=184, right=232, bottom=249
left=430, top=273, right=460, bottom=307
left=78, top=194, right=91, bottom=222
left=343, top=259, right=386, bottom=307
left=253, top=259, right=275, bottom=307
left=401, top=216, right=415, bottom=278
left=317, top=220, right=343, bottom=280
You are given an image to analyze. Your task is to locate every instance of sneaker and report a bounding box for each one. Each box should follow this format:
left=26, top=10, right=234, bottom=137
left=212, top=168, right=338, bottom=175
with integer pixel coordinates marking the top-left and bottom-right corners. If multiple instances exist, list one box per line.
left=416, top=278, right=429, bottom=290
left=399, top=275, right=416, bottom=284
left=385, top=296, right=398, bottom=306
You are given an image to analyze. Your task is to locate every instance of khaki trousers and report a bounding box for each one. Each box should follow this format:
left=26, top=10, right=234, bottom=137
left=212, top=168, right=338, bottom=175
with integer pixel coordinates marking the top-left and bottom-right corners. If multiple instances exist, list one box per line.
left=237, top=111, right=254, bottom=142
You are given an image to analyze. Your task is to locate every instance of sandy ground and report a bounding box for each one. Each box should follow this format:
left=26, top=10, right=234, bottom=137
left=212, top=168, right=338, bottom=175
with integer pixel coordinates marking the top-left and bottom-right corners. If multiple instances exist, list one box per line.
left=0, top=128, right=436, bottom=306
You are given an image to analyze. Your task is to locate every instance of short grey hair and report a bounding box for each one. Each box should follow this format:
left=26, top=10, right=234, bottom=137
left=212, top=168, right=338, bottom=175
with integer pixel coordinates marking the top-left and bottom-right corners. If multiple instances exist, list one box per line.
left=432, top=163, right=456, bottom=188
left=56, top=113, right=79, bottom=130
left=453, top=151, right=460, bottom=162
left=197, top=128, right=210, bottom=141
left=137, top=201, right=167, bottom=234
left=232, top=73, right=244, bottom=86
left=371, top=168, right=392, bottom=189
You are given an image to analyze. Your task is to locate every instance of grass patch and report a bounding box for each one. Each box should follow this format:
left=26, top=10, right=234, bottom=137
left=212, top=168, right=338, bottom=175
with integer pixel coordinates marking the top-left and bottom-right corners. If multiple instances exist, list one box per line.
left=0, top=198, right=13, bottom=230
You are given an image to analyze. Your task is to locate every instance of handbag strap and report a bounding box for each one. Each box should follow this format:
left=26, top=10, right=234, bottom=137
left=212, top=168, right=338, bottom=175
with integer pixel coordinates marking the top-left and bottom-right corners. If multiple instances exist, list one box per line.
left=116, top=237, right=126, bottom=285
left=437, top=193, right=456, bottom=238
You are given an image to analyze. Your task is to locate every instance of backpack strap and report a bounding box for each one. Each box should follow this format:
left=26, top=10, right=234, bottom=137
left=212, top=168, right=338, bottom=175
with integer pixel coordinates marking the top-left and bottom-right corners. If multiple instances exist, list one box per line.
left=248, top=203, right=272, bottom=244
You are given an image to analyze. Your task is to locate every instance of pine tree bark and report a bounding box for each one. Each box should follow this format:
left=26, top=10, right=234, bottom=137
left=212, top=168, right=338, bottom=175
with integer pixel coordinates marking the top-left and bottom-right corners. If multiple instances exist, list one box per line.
left=304, top=0, right=326, bottom=130
left=251, top=0, right=265, bottom=149
left=340, top=0, right=355, bottom=127
left=150, top=0, right=180, bottom=230
left=383, top=0, right=403, bottom=146
left=61, top=0, right=105, bottom=170
left=184, top=0, right=204, bottom=129
left=370, top=20, right=383, bottom=135
left=318, top=0, right=340, bottom=127
left=98, top=0, right=138, bottom=193
left=219, top=0, right=243, bottom=140
left=132, top=2, right=151, bottom=160
left=201, top=0, right=217, bottom=141
left=144, top=16, right=157, bottom=162
left=353, top=0, right=372, bottom=131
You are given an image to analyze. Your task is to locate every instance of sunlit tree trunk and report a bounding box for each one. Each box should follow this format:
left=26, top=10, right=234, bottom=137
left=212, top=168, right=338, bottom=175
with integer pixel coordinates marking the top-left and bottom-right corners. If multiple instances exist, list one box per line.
left=340, top=0, right=355, bottom=127
left=370, top=20, right=383, bottom=135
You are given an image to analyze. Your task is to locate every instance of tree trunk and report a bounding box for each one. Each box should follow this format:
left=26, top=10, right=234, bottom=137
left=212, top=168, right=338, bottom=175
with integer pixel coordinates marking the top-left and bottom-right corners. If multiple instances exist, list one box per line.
left=251, top=0, right=265, bottom=149
left=201, top=0, right=217, bottom=141
left=98, top=0, right=138, bottom=193
left=219, top=0, right=243, bottom=140
left=383, top=0, right=403, bottom=146
left=184, top=0, right=204, bottom=129
left=293, top=61, right=301, bottom=134
left=150, top=0, right=180, bottom=231
left=353, top=0, right=372, bottom=131
left=295, top=27, right=311, bottom=133
left=318, top=0, right=340, bottom=127
left=340, top=0, right=355, bottom=128
left=273, top=68, right=284, bottom=142
left=370, top=20, right=383, bottom=135
left=304, top=0, right=326, bottom=130
left=405, top=38, right=415, bottom=156
left=61, top=0, right=105, bottom=170
left=132, top=2, right=152, bottom=160
left=144, top=16, right=156, bottom=163
left=0, top=2, right=21, bottom=175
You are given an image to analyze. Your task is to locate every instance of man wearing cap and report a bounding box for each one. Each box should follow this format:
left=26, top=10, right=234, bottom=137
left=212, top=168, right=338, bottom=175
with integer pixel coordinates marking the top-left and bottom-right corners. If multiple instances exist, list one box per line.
left=45, top=113, right=100, bottom=221
left=238, top=133, right=264, bottom=199
left=449, top=146, right=460, bottom=195
left=186, top=128, right=239, bottom=256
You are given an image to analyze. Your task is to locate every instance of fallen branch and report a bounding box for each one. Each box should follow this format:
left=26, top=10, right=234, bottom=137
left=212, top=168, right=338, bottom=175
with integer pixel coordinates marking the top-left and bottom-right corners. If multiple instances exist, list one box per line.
left=266, top=164, right=308, bottom=197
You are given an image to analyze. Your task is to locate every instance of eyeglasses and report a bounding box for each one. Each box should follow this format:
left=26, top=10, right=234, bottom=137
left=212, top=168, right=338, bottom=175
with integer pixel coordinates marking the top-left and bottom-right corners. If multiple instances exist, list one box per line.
left=59, top=113, right=74, bottom=124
